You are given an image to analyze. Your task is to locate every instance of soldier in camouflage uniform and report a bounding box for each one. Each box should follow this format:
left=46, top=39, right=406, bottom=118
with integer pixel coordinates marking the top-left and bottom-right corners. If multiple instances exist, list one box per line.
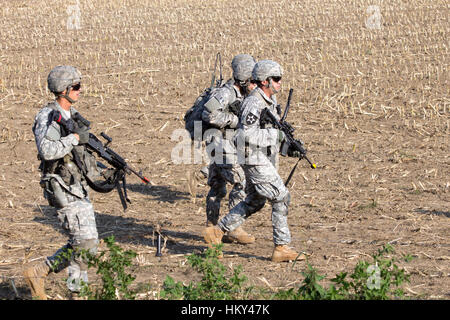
left=24, top=66, right=101, bottom=299
left=201, top=54, right=257, bottom=244
left=203, top=60, right=306, bottom=262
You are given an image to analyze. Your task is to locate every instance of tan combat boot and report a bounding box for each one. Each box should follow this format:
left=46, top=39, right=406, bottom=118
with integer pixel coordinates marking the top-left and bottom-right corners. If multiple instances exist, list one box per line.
left=202, top=225, right=224, bottom=247
left=203, top=225, right=225, bottom=258
left=23, top=261, right=51, bottom=300
left=271, top=245, right=307, bottom=262
left=223, top=226, right=256, bottom=245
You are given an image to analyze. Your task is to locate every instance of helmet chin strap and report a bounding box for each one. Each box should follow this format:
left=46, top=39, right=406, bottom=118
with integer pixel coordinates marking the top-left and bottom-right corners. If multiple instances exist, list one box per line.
left=268, top=78, right=279, bottom=94
left=58, top=86, right=77, bottom=104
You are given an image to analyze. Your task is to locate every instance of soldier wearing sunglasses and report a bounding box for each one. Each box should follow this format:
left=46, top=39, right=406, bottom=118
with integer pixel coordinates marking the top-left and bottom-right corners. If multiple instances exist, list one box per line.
left=24, top=66, right=101, bottom=299
left=203, top=60, right=306, bottom=262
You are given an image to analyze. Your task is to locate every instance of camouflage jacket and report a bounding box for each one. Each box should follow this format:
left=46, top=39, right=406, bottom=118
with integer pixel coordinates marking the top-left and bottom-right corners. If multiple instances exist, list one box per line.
left=234, top=87, right=281, bottom=166
left=201, top=79, right=244, bottom=165
left=32, top=101, right=87, bottom=201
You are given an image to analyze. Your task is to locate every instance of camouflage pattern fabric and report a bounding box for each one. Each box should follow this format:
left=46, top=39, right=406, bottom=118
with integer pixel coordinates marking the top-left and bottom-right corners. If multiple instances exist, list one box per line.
left=218, top=162, right=291, bottom=245
left=234, top=87, right=280, bottom=166
left=231, top=54, right=256, bottom=81
left=201, top=80, right=241, bottom=134
left=33, top=100, right=99, bottom=292
left=218, top=87, right=292, bottom=245
left=206, top=163, right=246, bottom=225
left=201, top=80, right=247, bottom=224
left=33, top=102, right=79, bottom=161
left=47, top=198, right=98, bottom=291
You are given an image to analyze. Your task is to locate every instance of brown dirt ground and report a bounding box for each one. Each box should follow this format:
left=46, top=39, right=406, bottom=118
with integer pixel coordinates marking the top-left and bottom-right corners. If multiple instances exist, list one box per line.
left=0, top=0, right=448, bottom=300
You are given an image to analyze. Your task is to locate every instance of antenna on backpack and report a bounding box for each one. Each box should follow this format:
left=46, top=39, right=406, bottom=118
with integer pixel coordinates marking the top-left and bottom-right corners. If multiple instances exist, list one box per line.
left=210, top=52, right=223, bottom=88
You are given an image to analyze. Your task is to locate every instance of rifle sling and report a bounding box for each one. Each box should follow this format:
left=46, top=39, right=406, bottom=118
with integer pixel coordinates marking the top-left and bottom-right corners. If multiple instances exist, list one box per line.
left=86, top=169, right=131, bottom=211
left=84, top=174, right=116, bottom=193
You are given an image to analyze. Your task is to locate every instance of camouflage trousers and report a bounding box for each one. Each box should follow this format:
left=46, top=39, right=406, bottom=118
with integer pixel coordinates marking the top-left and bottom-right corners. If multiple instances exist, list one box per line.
left=218, top=162, right=291, bottom=245
left=206, top=163, right=246, bottom=225
left=46, top=197, right=99, bottom=292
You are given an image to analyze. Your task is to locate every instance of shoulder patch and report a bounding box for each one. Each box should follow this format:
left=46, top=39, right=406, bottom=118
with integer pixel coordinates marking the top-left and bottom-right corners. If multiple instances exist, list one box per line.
left=245, top=112, right=259, bottom=125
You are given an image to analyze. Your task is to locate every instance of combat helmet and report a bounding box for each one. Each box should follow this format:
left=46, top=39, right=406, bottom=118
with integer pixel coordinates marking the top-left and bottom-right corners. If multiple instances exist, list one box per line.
left=251, top=60, right=283, bottom=82
left=252, top=60, right=283, bottom=94
left=47, top=65, right=82, bottom=103
left=231, top=54, right=256, bottom=82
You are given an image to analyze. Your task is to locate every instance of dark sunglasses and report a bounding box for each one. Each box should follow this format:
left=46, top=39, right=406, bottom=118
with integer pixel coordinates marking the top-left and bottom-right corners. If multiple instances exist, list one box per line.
left=271, top=76, right=282, bottom=83
left=71, top=83, right=81, bottom=91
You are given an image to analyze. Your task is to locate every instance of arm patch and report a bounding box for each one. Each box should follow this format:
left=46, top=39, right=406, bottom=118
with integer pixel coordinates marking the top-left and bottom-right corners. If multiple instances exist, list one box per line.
left=245, top=112, right=259, bottom=125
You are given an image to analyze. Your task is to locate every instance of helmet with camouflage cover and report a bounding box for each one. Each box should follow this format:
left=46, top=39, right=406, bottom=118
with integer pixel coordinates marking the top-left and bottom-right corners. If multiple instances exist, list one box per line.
left=251, top=60, right=283, bottom=82
left=47, top=65, right=82, bottom=93
left=47, top=65, right=82, bottom=103
left=231, top=54, right=256, bottom=82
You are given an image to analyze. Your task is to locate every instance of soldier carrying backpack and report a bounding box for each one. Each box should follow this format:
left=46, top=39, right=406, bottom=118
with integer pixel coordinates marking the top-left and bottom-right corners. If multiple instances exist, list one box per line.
left=196, top=54, right=258, bottom=245
left=184, top=53, right=226, bottom=142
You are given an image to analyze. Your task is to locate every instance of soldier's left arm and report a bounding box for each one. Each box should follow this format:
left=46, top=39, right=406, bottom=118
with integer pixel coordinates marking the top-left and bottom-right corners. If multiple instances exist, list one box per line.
left=33, top=108, right=79, bottom=161
left=201, top=89, right=238, bottom=129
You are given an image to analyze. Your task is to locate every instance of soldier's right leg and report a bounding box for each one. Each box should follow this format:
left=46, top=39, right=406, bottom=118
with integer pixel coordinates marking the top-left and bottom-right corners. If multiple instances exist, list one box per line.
left=217, top=182, right=266, bottom=234
left=205, top=164, right=227, bottom=226
left=56, top=198, right=99, bottom=293
left=220, top=165, right=255, bottom=244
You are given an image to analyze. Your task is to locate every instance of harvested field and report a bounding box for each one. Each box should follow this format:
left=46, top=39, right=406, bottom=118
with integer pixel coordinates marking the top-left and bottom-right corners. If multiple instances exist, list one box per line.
left=0, top=0, right=448, bottom=300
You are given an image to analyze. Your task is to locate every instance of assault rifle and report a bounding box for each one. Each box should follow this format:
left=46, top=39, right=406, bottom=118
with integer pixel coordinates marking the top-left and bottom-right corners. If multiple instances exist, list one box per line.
left=261, top=88, right=316, bottom=186
left=51, top=110, right=150, bottom=210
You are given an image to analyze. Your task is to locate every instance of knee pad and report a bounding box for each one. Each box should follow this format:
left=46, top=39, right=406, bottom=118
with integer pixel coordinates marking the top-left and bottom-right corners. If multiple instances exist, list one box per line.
left=245, top=198, right=266, bottom=217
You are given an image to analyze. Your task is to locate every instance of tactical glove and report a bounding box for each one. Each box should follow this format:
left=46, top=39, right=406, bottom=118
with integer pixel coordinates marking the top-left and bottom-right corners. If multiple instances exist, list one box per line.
left=287, top=145, right=305, bottom=158
left=289, top=150, right=303, bottom=158
left=73, top=123, right=90, bottom=144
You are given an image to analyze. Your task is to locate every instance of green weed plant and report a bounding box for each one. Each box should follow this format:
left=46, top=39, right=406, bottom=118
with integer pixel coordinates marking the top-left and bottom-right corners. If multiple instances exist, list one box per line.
left=161, top=244, right=251, bottom=300
left=80, top=236, right=137, bottom=300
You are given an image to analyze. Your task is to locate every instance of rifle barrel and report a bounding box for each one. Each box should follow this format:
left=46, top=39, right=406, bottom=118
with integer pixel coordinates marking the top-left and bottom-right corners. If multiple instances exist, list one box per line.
left=281, top=88, right=294, bottom=122
left=127, top=166, right=150, bottom=184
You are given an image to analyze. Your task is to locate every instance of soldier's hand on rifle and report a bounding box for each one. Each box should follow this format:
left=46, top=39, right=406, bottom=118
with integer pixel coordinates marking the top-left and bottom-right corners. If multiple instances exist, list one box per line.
left=287, top=143, right=305, bottom=159
left=288, top=150, right=303, bottom=158
left=73, top=122, right=90, bottom=144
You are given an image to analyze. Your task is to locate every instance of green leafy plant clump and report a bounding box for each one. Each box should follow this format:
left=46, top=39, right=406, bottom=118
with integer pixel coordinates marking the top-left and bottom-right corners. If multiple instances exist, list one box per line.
left=160, top=244, right=251, bottom=300
left=79, top=238, right=410, bottom=300
left=274, top=244, right=410, bottom=300
left=80, top=236, right=137, bottom=300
